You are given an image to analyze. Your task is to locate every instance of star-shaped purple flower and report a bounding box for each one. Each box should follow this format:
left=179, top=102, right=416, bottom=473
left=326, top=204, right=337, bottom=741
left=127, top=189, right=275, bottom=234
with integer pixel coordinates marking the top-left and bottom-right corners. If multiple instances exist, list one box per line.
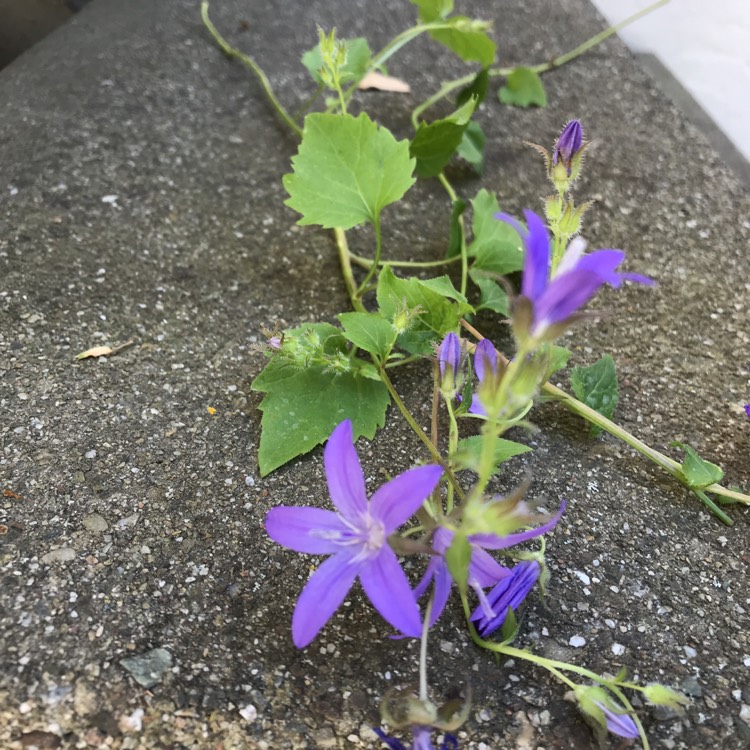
left=414, top=503, right=564, bottom=627
left=497, top=209, right=653, bottom=338
left=265, top=420, right=443, bottom=648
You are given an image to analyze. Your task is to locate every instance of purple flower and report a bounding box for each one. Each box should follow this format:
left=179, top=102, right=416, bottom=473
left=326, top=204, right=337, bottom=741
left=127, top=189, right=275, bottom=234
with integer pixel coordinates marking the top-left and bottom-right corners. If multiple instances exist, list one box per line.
left=553, top=119, right=583, bottom=174
left=265, top=420, right=442, bottom=647
left=438, top=332, right=462, bottom=395
left=497, top=209, right=652, bottom=337
left=744, top=404, right=750, bottom=419
left=596, top=702, right=639, bottom=739
left=469, top=560, right=541, bottom=636
left=414, top=503, right=564, bottom=627
left=374, top=727, right=458, bottom=750
left=468, top=338, right=499, bottom=417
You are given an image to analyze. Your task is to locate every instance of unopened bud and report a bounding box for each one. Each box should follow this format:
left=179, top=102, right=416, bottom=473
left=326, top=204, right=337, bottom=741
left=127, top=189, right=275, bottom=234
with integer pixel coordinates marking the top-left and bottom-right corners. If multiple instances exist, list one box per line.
left=642, top=684, right=690, bottom=710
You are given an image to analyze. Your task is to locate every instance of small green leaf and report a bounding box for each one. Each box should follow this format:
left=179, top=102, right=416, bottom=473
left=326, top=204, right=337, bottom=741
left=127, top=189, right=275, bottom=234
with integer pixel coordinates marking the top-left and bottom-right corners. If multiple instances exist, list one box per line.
left=377, top=266, right=473, bottom=355
left=544, top=345, right=571, bottom=381
left=469, top=272, right=509, bottom=315
left=418, top=275, right=468, bottom=304
left=283, top=112, right=416, bottom=229
left=452, top=435, right=531, bottom=473
left=456, top=68, right=489, bottom=107
left=411, top=0, right=453, bottom=22
left=456, top=120, right=486, bottom=174
left=468, top=189, right=524, bottom=275
left=301, top=37, right=371, bottom=85
left=252, top=360, right=389, bottom=476
left=338, top=312, right=396, bottom=358
left=410, top=97, right=478, bottom=178
left=498, top=606, right=519, bottom=644
left=498, top=67, right=547, bottom=108
left=569, top=355, right=619, bottom=436
left=445, top=533, right=471, bottom=593
left=429, top=17, right=496, bottom=68
left=671, top=442, right=724, bottom=490
left=446, top=198, right=467, bottom=258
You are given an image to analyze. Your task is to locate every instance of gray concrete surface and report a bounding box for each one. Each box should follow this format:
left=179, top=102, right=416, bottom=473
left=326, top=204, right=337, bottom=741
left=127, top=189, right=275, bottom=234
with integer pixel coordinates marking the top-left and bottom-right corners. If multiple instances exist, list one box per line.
left=1, top=0, right=749, bottom=748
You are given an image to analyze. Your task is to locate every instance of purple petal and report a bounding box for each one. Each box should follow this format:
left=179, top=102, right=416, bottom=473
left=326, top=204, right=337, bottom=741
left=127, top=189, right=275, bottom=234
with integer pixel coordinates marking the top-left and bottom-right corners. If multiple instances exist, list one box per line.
left=413, top=555, right=441, bottom=600
left=324, top=420, right=368, bottom=521
left=533, top=269, right=604, bottom=331
left=553, top=119, right=583, bottom=166
left=495, top=211, right=525, bottom=238
left=471, top=560, right=540, bottom=635
left=292, top=552, right=360, bottom=648
left=468, top=393, right=487, bottom=417
left=373, top=728, right=407, bottom=750
left=359, top=546, right=422, bottom=637
left=745, top=404, right=750, bottom=420
left=265, top=506, right=349, bottom=554
left=621, top=271, right=655, bottom=286
left=438, top=332, right=461, bottom=380
left=469, top=547, right=512, bottom=587
left=575, top=249, right=627, bottom=286
left=470, top=500, right=565, bottom=550
left=473, top=338, right=498, bottom=383
left=521, top=210, right=551, bottom=302
left=370, top=465, right=443, bottom=532
left=597, top=703, right=639, bottom=739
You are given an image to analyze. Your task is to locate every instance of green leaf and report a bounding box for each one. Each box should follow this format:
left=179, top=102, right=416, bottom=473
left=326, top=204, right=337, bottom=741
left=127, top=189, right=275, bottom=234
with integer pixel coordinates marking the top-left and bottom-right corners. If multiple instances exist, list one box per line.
left=429, top=17, right=496, bottom=68
left=338, top=311, right=396, bottom=358
left=301, top=37, right=371, bottom=85
left=445, top=533, right=471, bottom=593
left=446, top=198, right=467, bottom=258
left=671, top=442, right=724, bottom=490
left=468, top=189, right=524, bottom=275
left=469, top=272, right=509, bottom=315
left=456, top=120, right=485, bottom=174
left=252, top=361, right=389, bottom=476
left=498, top=606, right=519, bottom=644
left=410, top=97, right=478, bottom=178
left=283, top=112, right=416, bottom=229
left=377, top=266, right=473, bottom=355
left=411, top=0, right=453, bottom=22
left=569, top=355, right=619, bottom=436
left=418, top=275, right=468, bottom=304
left=456, top=68, right=489, bottom=107
left=498, top=66, right=547, bottom=108
left=452, top=435, right=531, bottom=473
left=544, top=345, right=571, bottom=381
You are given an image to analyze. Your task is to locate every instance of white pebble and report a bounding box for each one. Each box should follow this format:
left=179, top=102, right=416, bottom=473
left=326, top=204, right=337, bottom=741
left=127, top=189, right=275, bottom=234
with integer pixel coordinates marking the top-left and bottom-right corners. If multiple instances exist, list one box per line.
left=611, top=643, right=625, bottom=656
left=574, top=570, right=591, bottom=586
left=239, top=704, right=258, bottom=722
left=569, top=636, right=586, bottom=648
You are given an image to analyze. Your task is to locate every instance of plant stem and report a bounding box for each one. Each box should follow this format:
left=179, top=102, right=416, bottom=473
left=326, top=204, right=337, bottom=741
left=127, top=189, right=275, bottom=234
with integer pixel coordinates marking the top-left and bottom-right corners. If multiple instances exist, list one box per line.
left=356, top=216, right=382, bottom=300
left=410, top=0, right=670, bottom=123
left=348, top=251, right=462, bottom=271
left=459, top=319, right=749, bottom=518
left=200, top=2, right=303, bottom=137
left=334, top=227, right=365, bottom=312
left=419, top=598, right=434, bottom=702
left=438, top=173, right=468, bottom=296
left=380, top=366, right=466, bottom=503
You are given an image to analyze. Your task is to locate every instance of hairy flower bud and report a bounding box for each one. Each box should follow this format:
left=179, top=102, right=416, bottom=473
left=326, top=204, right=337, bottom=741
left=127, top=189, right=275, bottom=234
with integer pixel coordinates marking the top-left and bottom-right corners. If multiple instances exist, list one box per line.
left=438, top=332, right=463, bottom=398
left=550, top=119, right=586, bottom=194
left=642, top=684, right=690, bottom=710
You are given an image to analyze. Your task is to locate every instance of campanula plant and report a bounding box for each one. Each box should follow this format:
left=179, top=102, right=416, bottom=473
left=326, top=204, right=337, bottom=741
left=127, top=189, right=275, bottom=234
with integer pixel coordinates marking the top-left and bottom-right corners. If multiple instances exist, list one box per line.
left=201, top=0, right=749, bottom=747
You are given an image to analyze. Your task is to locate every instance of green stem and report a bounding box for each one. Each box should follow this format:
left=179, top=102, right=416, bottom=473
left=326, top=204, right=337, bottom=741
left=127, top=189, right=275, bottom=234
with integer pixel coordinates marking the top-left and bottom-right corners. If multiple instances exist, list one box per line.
left=380, top=366, right=466, bottom=503
left=438, top=172, right=468, bottom=296
left=355, top=216, right=382, bottom=300
left=410, top=0, right=670, bottom=122
left=445, top=398, right=460, bottom=514
left=460, top=319, right=749, bottom=519
left=385, top=353, right=423, bottom=368
left=348, top=251, right=462, bottom=271
left=334, top=227, right=365, bottom=312
left=200, top=2, right=303, bottom=137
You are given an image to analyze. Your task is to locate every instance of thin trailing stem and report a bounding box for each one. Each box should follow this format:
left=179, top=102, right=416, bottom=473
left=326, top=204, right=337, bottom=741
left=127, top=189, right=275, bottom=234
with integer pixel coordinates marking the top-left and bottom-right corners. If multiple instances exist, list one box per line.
left=410, top=0, right=670, bottom=124
left=438, top=173, right=468, bottom=296
left=348, top=251, right=462, bottom=271
left=459, top=319, right=748, bottom=519
left=201, top=2, right=303, bottom=137
left=334, top=228, right=365, bottom=312
left=356, top=216, right=383, bottom=301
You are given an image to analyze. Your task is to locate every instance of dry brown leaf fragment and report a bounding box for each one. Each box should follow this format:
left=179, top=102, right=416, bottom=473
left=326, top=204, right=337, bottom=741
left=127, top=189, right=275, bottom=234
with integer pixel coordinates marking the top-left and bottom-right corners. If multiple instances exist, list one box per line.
left=3, top=488, right=23, bottom=499
left=358, top=71, right=411, bottom=93
left=75, top=340, right=134, bottom=360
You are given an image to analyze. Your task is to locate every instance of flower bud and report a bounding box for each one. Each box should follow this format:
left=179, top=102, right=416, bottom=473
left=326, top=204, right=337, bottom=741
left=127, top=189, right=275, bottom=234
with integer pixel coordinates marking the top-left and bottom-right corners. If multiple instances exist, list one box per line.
left=438, top=332, right=462, bottom=397
left=550, top=119, right=586, bottom=194
left=642, top=684, right=690, bottom=710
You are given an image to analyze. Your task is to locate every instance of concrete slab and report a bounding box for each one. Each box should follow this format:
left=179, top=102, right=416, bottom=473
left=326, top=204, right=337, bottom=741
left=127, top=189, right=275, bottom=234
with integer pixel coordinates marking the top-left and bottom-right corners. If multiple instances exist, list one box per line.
left=1, top=0, right=749, bottom=748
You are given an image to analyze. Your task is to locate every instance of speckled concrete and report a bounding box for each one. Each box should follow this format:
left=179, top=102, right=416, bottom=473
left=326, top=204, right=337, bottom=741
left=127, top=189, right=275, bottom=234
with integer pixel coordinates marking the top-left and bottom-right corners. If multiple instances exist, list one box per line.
left=1, top=1, right=749, bottom=748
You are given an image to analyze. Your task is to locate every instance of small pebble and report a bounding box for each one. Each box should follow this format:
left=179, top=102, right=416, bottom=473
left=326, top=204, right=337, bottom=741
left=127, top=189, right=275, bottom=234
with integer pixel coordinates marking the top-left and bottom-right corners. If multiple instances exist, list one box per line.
left=239, top=704, right=257, bottom=722
left=83, top=513, right=109, bottom=533
left=41, top=548, right=75, bottom=564
left=569, top=636, right=586, bottom=648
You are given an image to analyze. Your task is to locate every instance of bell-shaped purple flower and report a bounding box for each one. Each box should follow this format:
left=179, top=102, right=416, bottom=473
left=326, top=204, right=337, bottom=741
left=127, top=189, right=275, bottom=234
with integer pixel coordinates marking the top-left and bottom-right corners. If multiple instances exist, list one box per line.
left=467, top=338, right=500, bottom=417
left=469, top=560, right=541, bottom=636
left=497, top=209, right=652, bottom=338
left=266, top=420, right=443, bottom=647
left=596, top=703, right=639, bottom=739
left=374, top=727, right=458, bottom=750
left=744, top=404, right=750, bottom=420
left=438, top=332, right=462, bottom=396
left=552, top=119, right=583, bottom=175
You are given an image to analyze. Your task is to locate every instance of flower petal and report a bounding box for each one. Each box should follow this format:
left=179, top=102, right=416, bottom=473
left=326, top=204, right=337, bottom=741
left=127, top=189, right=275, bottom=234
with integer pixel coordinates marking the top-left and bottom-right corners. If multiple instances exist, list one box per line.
left=292, top=552, right=360, bottom=648
left=266, top=506, right=350, bottom=554
left=469, top=546, right=512, bottom=587
left=470, top=501, right=565, bottom=550
left=359, top=546, right=422, bottom=637
left=533, top=269, right=604, bottom=331
left=597, top=703, right=640, bottom=739
left=370, top=464, right=443, bottom=532
left=575, top=249, right=627, bottom=286
left=324, top=419, right=368, bottom=521
left=473, top=338, right=498, bottom=383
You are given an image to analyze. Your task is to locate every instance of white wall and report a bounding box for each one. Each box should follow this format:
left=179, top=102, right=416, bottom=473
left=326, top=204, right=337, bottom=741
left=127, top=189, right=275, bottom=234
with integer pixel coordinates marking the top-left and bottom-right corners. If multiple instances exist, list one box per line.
left=590, top=0, right=750, bottom=162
